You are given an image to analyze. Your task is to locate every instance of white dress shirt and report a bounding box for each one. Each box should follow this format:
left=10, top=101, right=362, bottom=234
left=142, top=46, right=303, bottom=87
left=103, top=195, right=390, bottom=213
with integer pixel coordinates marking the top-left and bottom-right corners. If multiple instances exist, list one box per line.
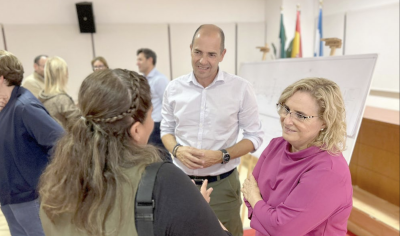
left=146, top=68, right=169, bottom=122
left=161, top=69, right=264, bottom=176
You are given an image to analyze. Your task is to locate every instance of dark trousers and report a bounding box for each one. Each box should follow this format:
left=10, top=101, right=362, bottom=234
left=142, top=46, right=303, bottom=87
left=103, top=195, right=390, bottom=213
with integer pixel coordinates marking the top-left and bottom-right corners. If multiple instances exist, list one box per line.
left=149, top=122, right=171, bottom=161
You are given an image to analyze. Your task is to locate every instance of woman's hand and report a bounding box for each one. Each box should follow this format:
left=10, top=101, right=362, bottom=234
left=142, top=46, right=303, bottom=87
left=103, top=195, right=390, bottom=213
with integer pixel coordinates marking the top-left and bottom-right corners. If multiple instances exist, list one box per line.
left=241, top=174, right=262, bottom=208
left=192, top=179, right=213, bottom=204
left=200, top=179, right=213, bottom=203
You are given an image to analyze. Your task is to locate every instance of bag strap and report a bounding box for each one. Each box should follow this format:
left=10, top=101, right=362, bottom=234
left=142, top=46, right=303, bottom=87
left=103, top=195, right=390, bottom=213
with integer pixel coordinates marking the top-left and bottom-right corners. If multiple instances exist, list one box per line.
left=135, top=161, right=165, bottom=236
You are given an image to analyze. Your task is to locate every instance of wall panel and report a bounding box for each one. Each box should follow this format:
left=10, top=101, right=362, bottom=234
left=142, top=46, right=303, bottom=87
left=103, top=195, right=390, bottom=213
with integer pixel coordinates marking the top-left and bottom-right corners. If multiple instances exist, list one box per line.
left=237, top=22, right=266, bottom=75
left=346, top=2, right=399, bottom=92
left=94, top=24, right=170, bottom=79
left=323, top=13, right=345, bottom=56
left=4, top=24, right=92, bottom=100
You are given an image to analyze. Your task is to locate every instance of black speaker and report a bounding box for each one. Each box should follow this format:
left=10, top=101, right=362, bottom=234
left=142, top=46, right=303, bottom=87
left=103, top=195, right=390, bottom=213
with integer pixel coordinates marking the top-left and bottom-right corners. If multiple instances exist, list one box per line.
left=76, top=2, right=96, bottom=33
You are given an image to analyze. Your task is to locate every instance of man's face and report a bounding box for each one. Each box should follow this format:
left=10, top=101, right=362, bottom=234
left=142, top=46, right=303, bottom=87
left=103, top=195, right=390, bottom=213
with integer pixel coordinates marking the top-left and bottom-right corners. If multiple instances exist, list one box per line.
left=136, top=53, right=152, bottom=75
left=190, top=32, right=226, bottom=82
left=34, top=57, right=47, bottom=77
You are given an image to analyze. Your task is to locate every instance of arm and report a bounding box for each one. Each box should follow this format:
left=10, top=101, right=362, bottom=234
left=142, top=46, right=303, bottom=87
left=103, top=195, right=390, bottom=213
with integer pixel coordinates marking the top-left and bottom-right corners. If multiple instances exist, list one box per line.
left=21, top=102, right=64, bottom=157
left=198, top=179, right=228, bottom=231
left=153, top=163, right=232, bottom=236
left=160, top=85, right=205, bottom=169
left=241, top=146, right=270, bottom=219
left=238, top=82, right=264, bottom=153
left=59, top=94, right=78, bottom=124
left=194, top=82, right=263, bottom=168
left=200, top=139, right=255, bottom=168
left=162, top=134, right=205, bottom=169
left=247, top=168, right=349, bottom=235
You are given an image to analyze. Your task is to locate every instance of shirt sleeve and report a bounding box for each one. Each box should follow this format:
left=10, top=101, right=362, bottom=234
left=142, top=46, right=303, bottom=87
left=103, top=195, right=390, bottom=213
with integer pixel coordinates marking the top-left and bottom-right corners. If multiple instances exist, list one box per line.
left=250, top=167, right=350, bottom=235
left=153, top=163, right=232, bottom=236
left=239, top=82, right=264, bottom=152
left=21, top=102, right=64, bottom=157
left=160, top=84, right=176, bottom=137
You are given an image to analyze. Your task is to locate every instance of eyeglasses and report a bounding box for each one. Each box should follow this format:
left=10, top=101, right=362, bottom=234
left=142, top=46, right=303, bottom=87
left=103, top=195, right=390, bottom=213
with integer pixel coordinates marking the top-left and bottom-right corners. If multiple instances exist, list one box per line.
left=93, top=65, right=105, bottom=71
left=276, top=103, right=319, bottom=122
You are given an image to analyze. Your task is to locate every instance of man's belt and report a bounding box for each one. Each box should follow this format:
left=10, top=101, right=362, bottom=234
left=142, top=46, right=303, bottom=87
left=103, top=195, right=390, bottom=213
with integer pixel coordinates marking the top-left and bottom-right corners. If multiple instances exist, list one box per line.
left=188, top=168, right=236, bottom=185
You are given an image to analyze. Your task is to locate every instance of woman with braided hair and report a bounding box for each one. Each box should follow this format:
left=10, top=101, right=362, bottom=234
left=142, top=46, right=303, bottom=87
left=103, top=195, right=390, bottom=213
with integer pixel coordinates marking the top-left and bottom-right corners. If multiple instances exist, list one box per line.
left=38, top=69, right=232, bottom=236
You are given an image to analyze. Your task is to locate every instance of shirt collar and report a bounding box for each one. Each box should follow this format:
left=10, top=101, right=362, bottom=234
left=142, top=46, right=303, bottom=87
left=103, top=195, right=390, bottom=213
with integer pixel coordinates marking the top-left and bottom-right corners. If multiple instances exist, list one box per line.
left=188, top=68, right=224, bottom=87
left=146, top=67, right=157, bottom=79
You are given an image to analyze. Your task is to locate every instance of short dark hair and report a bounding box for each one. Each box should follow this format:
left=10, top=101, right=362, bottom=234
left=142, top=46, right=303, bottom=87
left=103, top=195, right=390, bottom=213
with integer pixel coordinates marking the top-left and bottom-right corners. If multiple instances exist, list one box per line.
left=34, top=55, right=48, bottom=64
left=0, top=50, right=24, bottom=86
left=136, top=48, right=157, bottom=66
left=191, top=25, right=225, bottom=53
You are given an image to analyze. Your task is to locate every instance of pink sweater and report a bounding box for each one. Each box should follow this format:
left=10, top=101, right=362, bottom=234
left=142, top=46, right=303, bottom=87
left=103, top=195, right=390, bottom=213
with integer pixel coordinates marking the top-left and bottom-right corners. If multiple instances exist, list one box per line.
left=245, top=137, right=352, bottom=236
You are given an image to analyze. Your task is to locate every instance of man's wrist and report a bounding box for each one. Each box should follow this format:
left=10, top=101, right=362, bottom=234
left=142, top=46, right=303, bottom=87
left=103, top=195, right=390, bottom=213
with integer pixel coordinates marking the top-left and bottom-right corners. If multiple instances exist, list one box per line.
left=220, top=149, right=230, bottom=164
left=172, top=143, right=182, bottom=158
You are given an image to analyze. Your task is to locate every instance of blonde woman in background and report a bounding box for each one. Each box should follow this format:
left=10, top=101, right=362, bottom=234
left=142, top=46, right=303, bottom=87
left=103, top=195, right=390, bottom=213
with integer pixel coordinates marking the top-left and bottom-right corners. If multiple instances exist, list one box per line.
left=39, top=56, right=77, bottom=128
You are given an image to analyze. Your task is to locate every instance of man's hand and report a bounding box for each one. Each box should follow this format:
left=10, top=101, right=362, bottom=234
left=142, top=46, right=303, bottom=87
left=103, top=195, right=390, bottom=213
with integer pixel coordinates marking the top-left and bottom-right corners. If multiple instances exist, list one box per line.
left=175, top=146, right=205, bottom=169
left=0, top=95, right=9, bottom=112
left=201, top=149, right=224, bottom=168
left=241, top=174, right=262, bottom=208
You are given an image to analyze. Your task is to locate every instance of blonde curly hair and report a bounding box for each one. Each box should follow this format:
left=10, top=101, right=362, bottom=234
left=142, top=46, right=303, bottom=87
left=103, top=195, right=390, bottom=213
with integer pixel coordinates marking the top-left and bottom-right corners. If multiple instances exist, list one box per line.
left=278, top=77, right=347, bottom=154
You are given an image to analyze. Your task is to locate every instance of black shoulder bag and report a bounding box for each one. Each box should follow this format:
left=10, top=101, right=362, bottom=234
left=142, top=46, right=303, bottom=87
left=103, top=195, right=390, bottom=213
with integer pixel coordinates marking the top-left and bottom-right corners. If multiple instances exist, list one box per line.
left=135, top=161, right=166, bottom=235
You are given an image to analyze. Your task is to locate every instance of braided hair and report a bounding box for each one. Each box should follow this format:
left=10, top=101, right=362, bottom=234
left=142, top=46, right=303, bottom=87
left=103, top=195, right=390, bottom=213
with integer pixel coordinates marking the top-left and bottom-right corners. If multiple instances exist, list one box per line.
left=39, top=69, right=161, bottom=236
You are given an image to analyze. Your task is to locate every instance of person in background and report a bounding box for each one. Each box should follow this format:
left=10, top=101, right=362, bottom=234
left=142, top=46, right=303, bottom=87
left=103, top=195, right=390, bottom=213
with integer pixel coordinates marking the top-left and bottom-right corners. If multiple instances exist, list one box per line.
left=242, top=78, right=353, bottom=236
left=91, top=56, right=109, bottom=71
left=136, top=48, right=169, bottom=154
left=22, top=54, right=48, bottom=98
left=0, top=50, right=63, bottom=236
left=160, top=24, right=264, bottom=236
left=39, top=56, right=78, bottom=129
left=38, top=69, right=232, bottom=236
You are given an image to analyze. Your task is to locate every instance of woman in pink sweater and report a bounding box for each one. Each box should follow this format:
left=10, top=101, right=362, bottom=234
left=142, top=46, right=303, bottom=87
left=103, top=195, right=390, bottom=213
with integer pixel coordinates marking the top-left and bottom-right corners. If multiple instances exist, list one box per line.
left=242, top=78, right=352, bottom=236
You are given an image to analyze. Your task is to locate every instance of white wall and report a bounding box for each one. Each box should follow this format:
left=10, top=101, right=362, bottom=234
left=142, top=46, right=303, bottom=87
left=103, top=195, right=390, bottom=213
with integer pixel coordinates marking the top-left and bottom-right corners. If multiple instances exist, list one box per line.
left=0, top=0, right=398, bottom=110
left=0, top=24, right=4, bottom=51
left=0, top=0, right=266, bottom=24
left=264, top=0, right=399, bottom=111
left=345, top=2, right=399, bottom=93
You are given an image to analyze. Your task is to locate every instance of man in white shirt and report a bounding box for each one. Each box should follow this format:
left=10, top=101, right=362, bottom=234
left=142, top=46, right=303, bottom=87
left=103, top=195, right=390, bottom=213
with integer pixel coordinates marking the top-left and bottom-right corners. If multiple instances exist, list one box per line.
left=160, top=24, right=264, bottom=236
left=22, top=55, right=48, bottom=98
left=137, top=48, right=169, bottom=156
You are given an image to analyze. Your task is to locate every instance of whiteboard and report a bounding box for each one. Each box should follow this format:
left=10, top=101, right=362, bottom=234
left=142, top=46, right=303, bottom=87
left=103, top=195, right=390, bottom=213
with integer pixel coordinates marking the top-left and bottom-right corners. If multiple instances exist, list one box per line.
left=239, top=54, right=378, bottom=164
